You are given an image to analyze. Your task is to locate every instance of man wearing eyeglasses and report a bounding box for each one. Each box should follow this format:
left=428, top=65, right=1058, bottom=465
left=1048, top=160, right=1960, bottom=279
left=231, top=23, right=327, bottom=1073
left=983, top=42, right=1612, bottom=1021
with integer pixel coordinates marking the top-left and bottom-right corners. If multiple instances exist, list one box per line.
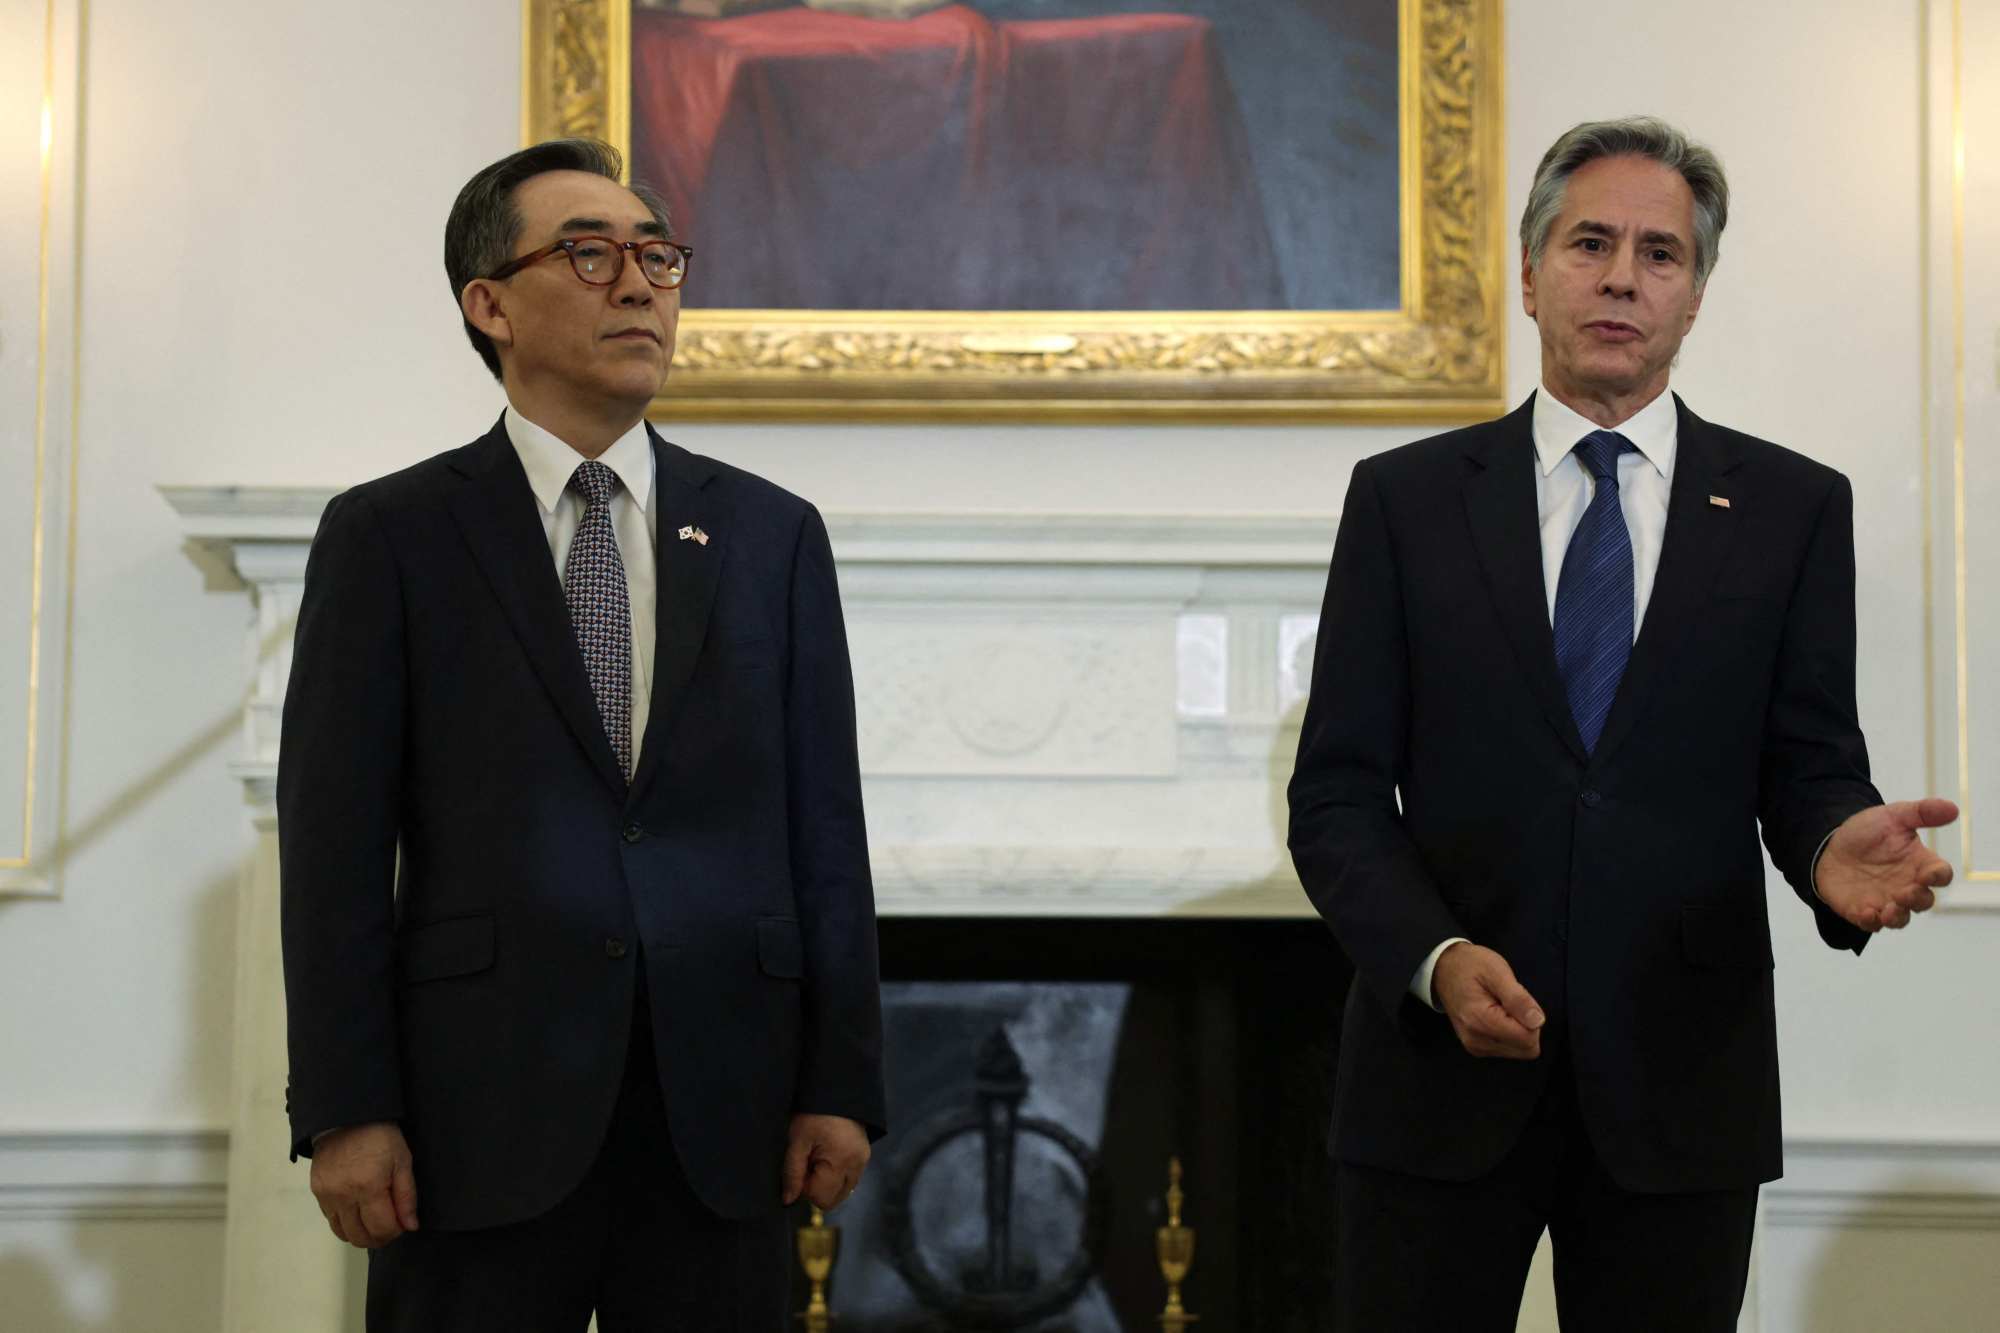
left=276, top=139, right=885, bottom=1330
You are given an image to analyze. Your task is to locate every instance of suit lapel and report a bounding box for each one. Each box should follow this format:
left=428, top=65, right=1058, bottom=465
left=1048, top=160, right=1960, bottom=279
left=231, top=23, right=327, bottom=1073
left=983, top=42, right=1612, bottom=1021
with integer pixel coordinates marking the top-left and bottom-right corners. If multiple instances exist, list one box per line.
left=1461, top=396, right=1590, bottom=764
left=442, top=418, right=627, bottom=797
left=628, top=427, right=726, bottom=803
left=1588, top=396, right=1744, bottom=767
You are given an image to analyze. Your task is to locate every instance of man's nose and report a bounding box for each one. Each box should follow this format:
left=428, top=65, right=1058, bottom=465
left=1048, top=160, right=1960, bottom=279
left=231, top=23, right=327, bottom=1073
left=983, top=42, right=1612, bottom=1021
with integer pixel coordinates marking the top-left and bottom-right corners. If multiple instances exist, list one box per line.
left=1599, top=244, right=1639, bottom=298
left=612, top=252, right=654, bottom=305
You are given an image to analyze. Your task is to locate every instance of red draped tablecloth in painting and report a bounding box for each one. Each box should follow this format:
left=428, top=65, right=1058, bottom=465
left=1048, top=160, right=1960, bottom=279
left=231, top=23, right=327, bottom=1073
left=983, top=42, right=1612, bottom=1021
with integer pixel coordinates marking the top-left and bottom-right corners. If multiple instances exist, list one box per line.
left=631, top=4, right=1282, bottom=310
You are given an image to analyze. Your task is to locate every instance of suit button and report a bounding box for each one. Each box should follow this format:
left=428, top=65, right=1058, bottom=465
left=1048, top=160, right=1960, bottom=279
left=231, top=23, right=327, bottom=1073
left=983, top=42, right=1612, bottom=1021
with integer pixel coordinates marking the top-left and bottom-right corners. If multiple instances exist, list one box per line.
left=605, top=937, right=629, bottom=960
left=622, top=823, right=644, bottom=843
left=1579, top=789, right=1602, bottom=808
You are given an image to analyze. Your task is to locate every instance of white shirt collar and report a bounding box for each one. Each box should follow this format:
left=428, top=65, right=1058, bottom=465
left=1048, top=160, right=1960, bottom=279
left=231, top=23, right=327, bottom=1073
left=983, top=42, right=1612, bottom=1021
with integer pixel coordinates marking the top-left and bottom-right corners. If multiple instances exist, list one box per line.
left=1531, top=383, right=1678, bottom=481
left=503, top=406, right=655, bottom=516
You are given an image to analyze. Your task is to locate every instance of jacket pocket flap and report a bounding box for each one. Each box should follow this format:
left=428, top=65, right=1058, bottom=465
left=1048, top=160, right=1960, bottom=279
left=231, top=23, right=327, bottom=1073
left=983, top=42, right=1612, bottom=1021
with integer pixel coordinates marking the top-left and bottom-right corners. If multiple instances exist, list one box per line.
left=756, top=917, right=805, bottom=980
left=398, top=914, right=495, bottom=985
left=1680, top=904, right=1774, bottom=971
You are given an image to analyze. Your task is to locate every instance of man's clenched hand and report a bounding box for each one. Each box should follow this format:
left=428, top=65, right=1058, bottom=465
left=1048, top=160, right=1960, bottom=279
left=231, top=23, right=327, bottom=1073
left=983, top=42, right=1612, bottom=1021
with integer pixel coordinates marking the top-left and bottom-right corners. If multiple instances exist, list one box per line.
left=310, top=1121, right=418, bottom=1249
left=1432, top=941, right=1546, bottom=1060
left=781, top=1114, right=871, bottom=1213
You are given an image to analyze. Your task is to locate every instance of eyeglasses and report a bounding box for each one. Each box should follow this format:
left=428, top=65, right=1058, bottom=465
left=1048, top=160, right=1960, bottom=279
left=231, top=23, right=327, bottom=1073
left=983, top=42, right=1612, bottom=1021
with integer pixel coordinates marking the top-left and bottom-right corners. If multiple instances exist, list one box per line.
left=486, top=235, right=693, bottom=290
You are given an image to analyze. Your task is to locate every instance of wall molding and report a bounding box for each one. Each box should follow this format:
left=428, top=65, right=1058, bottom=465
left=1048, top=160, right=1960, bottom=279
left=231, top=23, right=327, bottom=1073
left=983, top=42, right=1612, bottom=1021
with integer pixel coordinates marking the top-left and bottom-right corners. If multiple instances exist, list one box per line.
left=0, top=1130, right=228, bottom=1222
left=0, top=0, right=87, bottom=899
left=1765, top=1137, right=2000, bottom=1231
left=869, top=844, right=1308, bottom=917
left=5, top=1129, right=1996, bottom=1232
left=159, top=491, right=1343, bottom=570
left=1920, top=0, right=1998, bottom=907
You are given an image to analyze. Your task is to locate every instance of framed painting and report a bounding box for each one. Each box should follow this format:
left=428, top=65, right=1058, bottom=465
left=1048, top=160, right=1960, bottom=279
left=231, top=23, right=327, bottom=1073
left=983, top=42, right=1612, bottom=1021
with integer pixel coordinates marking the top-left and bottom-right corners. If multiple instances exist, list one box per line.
left=523, top=0, right=1505, bottom=421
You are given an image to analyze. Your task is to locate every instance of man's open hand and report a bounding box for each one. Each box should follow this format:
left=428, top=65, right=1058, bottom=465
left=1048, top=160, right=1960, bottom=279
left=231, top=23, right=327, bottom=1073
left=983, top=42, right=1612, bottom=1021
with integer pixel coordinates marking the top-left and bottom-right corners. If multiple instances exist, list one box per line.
left=1816, top=798, right=1959, bottom=932
left=310, top=1122, right=418, bottom=1249
left=781, top=1113, right=871, bottom=1213
left=1432, top=942, right=1546, bottom=1060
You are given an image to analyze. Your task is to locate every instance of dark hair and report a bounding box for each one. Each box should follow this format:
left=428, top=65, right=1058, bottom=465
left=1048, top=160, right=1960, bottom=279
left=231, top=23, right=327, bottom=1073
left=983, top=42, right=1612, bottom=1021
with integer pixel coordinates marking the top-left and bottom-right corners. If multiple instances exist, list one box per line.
left=443, top=139, right=672, bottom=380
left=1520, top=116, right=1729, bottom=290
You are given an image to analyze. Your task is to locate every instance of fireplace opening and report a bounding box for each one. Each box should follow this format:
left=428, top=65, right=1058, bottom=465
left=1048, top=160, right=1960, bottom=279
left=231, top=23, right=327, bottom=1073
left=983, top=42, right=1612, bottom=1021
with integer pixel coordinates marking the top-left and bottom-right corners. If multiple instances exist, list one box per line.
left=789, top=917, right=1353, bottom=1331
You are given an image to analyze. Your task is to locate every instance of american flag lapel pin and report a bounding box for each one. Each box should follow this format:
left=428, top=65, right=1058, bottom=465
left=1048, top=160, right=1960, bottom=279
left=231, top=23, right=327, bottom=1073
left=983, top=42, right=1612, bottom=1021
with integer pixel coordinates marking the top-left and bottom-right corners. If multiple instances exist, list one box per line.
left=679, top=524, right=710, bottom=546
left=1708, top=495, right=1731, bottom=509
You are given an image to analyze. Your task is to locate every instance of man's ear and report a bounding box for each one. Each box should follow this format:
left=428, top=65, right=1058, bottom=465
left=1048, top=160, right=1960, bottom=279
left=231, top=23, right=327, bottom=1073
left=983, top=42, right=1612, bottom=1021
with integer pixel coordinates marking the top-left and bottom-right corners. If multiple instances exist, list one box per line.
left=1520, top=245, right=1537, bottom=320
left=461, top=280, right=512, bottom=352
left=1685, top=275, right=1705, bottom=332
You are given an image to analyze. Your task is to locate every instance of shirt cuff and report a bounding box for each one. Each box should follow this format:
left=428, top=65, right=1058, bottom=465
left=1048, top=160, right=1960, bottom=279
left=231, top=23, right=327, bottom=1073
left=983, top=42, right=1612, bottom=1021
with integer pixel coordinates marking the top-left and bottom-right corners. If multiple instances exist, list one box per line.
left=1411, top=938, right=1471, bottom=1012
left=1809, top=829, right=1837, bottom=902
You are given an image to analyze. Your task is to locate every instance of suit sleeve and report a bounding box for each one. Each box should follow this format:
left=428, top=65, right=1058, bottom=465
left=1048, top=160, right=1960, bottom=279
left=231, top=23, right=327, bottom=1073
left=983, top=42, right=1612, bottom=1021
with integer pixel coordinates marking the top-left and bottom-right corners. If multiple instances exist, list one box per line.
left=784, top=505, right=889, bottom=1138
left=277, top=490, right=407, bottom=1159
left=1287, top=458, right=1465, bottom=1014
left=1758, top=472, right=1881, bottom=954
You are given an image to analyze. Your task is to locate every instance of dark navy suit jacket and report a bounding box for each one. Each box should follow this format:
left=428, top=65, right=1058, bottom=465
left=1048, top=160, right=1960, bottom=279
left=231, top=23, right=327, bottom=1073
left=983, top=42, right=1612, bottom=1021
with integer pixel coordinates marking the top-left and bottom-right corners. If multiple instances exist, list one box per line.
left=278, top=417, right=886, bottom=1227
left=1288, top=395, right=1878, bottom=1194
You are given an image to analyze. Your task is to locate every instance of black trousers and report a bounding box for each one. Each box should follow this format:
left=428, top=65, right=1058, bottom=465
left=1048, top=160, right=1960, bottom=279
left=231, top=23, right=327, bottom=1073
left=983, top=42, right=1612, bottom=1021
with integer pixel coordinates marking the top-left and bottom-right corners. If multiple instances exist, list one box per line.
left=1334, top=1043, right=1758, bottom=1333
left=367, top=962, right=791, bottom=1332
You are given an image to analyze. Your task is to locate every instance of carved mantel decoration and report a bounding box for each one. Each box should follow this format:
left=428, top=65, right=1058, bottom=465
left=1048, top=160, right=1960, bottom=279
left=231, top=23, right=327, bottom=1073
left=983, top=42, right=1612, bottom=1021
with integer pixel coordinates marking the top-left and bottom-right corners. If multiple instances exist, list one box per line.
left=165, top=490, right=1333, bottom=916
left=521, top=0, right=1506, bottom=421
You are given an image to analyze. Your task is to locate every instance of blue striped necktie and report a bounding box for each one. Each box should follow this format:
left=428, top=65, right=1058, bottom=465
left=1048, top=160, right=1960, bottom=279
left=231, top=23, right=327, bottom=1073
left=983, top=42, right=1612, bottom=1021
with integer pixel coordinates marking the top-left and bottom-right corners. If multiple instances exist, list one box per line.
left=1552, top=429, right=1635, bottom=754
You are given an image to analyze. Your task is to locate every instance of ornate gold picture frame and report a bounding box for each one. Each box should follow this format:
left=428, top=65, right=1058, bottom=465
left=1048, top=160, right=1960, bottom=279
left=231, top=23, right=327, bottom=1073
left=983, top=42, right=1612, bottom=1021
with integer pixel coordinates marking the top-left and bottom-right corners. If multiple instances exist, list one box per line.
left=523, top=0, right=1505, bottom=421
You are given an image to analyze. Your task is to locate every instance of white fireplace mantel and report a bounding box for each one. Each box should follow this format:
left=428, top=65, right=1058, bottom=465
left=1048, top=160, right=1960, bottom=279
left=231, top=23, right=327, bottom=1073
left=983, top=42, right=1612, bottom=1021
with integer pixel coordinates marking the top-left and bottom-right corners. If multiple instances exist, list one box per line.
left=164, top=486, right=1338, bottom=919
left=165, top=485, right=1348, bottom=1330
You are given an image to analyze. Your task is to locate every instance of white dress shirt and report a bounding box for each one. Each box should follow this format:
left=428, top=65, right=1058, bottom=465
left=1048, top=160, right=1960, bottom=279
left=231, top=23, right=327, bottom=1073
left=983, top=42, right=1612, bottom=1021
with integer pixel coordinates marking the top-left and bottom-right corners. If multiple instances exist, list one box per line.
left=1410, top=386, right=1678, bottom=1009
left=504, top=407, right=659, bottom=769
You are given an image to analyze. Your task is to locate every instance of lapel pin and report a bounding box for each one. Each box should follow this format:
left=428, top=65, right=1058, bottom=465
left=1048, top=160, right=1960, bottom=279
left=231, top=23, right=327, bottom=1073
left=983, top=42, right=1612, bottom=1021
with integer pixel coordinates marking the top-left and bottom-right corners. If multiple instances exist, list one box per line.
left=1708, top=495, right=1731, bottom=509
left=678, top=525, right=709, bottom=546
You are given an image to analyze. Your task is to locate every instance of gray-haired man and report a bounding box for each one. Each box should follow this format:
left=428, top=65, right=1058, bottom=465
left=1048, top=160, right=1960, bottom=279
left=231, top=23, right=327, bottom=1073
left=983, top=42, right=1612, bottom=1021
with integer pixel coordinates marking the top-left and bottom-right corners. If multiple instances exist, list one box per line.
left=1287, top=116, right=1955, bottom=1329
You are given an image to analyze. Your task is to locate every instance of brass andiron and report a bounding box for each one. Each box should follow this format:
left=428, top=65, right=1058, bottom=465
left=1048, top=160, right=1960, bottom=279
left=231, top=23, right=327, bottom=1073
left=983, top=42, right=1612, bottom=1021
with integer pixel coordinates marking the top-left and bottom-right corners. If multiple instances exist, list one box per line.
left=797, top=1206, right=839, bottom=1331
left=1156, top=1157, right=1199, bottom=1330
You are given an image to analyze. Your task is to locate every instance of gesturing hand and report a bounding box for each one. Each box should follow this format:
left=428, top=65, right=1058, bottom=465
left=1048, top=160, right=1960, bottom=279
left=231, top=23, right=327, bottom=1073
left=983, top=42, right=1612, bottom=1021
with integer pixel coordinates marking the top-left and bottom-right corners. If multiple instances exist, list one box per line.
left=1815, top=798, right=1959, bottom=932
left=310, top=1122, right=418, bottom=1249
left=782, top=1113, right=872, bottom=1213
left=1432, top=942, right=1546, bottom=1060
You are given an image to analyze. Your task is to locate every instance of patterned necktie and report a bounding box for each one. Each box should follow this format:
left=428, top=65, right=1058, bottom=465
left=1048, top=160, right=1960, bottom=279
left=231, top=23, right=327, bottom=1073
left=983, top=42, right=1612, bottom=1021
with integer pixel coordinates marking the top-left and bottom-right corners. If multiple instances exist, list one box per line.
left=1552, top=429, right=1635, bottom=754
left=564, top=460, right=632, bottom=782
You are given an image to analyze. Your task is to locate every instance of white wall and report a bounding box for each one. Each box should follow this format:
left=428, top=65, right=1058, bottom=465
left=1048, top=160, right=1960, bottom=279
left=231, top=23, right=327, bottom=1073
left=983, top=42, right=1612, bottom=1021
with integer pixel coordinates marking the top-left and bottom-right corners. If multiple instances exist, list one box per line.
left=1, top=0, right=1993, bottom=1328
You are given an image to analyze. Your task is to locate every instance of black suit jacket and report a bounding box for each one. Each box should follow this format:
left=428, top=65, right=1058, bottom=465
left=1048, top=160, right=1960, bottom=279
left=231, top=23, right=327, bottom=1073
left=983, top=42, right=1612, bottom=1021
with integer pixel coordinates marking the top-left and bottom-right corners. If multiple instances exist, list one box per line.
left=278, top=417, right=886, bottom=1228
left=1287, top=394, right=1879, bottom=1194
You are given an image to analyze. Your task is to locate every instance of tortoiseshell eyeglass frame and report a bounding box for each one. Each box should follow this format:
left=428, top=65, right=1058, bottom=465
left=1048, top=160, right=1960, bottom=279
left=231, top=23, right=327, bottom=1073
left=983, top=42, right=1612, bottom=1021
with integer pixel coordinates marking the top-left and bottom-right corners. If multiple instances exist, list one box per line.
left=486, top=236, right=693, bottom=290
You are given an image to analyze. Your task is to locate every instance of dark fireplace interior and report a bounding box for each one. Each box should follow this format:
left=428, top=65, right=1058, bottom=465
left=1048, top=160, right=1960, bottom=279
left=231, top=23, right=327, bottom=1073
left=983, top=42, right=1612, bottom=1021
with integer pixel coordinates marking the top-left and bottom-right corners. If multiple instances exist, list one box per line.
left=787, top=917, right=1354, bottom=1331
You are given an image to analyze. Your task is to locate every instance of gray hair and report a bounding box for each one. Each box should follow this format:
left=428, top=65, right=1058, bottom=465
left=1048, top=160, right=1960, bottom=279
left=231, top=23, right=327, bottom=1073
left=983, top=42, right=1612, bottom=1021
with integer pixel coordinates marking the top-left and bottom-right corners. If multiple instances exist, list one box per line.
left=443, top=138, right=673, bottom=381
left=1519, top=116, right=1729, bottom=290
